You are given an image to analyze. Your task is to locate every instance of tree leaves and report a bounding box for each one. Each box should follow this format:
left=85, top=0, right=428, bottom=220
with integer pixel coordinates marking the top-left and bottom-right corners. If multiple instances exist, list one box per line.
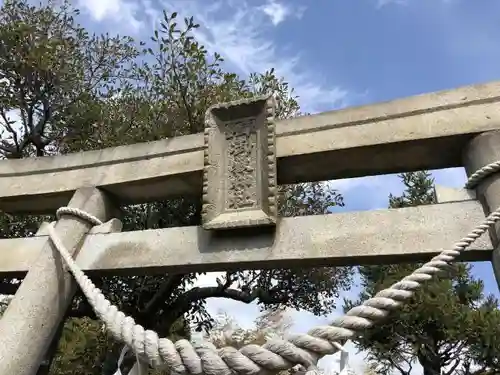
left=344, top=171, right=500, bottom=375
left=0, top=0, right=139, bottom=158
left=0, top=1, right=354, bottom=374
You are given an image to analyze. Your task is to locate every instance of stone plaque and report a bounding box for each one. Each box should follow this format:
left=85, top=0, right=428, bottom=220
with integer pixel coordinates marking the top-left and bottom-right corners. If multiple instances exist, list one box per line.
left=202, top=95, right=277, bottom=230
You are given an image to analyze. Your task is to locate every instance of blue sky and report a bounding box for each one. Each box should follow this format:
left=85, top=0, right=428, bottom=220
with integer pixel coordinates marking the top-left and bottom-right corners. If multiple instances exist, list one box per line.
left=39, top=0, right=500, bottom=373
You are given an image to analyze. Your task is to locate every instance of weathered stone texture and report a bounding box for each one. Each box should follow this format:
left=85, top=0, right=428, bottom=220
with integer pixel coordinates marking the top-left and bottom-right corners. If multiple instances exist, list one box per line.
left=202, top=95, right=277, bottom=229
left=0, top=200, right=492, bottom=276
left=0, top=187, right=118, bottom=375
left=464, top=131, right=500, bottom=289
left=2, top=81, right=500, bottom=213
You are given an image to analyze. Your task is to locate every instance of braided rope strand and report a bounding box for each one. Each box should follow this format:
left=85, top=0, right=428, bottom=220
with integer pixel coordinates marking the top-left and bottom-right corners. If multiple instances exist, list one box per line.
left=45, top=161, right=500, bottom=375
left=464, top=160, right=500, bottom=189
left=56, top=207, right=103, bottom=226
left=47, top=206, right=500, bottom=374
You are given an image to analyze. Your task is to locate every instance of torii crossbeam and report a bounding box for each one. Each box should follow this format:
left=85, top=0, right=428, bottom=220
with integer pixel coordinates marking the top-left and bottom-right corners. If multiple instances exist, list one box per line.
left=0, top=81, right=500, bottom=374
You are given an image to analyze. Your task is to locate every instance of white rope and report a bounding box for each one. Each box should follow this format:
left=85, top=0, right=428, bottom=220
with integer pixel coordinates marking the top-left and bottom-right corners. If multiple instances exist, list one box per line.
left=56, top=206, right=103, bottom=226
left=464, top=160, right=500, bottom=189
left=46, top=161, right=500, bottom=375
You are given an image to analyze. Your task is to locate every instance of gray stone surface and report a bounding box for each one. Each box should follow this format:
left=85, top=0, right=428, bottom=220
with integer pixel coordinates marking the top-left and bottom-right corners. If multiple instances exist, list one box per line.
left=0, top=201, right=491, bottom=277
left=202, top=96, right=277, bottom=229
left=0, top=80, right=497, bottom=371
left=433, top=185, right=476, bottom=203
left=1, top=81, right=500, bottom=213
left=464, top=131, right=500, bottom=288
left=0, top=188, right=118, bottom=375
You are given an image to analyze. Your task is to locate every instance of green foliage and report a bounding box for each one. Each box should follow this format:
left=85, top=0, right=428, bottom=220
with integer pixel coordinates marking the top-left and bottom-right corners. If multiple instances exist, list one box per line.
left=60, top=11, right=302, bottom=152
left=49, top=316, right=190, bottom=375
left=344, top=171, right=500, bottom=375
left=0, top=1, right=353, bottom=374
left=50, top=318, right=110, bottom=374
left=0, top=0, right=138, bottom=158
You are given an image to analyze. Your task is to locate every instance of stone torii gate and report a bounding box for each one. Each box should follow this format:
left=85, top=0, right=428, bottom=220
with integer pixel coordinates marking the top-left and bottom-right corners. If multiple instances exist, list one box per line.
left=0, top=81, right=500, bottom=374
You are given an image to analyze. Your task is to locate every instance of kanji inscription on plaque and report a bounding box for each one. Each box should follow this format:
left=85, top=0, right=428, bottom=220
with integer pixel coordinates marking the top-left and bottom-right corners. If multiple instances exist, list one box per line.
left=202, top=95, right=277, bottom=230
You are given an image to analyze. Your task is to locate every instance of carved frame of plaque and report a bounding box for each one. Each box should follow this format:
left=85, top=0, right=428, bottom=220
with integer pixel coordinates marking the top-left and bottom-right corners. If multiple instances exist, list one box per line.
left=202, top=95, right=278, bottom=230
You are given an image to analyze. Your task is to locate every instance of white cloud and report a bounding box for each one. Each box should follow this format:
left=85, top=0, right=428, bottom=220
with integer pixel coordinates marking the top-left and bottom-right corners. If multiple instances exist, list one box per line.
left=329, top=167, right=467, bottom=212
left=164, top=0, right=347, bottom=113
left=68, top=0, right=349, bottom=112
left=97, top=0, right=347, bottom=114
left=77, top=0, right=143, bottom=31
left=376, top=0, right=454, bottom=8
left=330, top=174, right=401, bottom=195
left=376, top=0, right=409, bottom=8
left=258, top=0, right=305, bottom=26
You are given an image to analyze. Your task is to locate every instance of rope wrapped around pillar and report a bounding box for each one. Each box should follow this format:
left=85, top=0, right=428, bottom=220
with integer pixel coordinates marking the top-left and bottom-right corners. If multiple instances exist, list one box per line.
left=46, top=161, right=500, bottom=375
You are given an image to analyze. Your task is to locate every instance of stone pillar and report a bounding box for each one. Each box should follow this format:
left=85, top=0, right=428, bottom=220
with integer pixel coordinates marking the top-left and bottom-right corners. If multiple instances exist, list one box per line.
left=464, top=130, right=500, bottom=289
left=0, top=187, right=117, bottom=375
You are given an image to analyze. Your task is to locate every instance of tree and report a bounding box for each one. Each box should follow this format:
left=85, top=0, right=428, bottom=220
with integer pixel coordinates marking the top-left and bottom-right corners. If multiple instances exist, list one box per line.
left=49, top=315, right=191, bottom=375
left=204, top=308, right=303, bottom=375
left=69, top=5, right=351, bottom=336
left=362, top=365, right=378, bottom=375
left=344, top=171, right=500, bottom=375
left=0, top=1, right=353, bottom=373
left=205, top=307, right=292, bottom=348
left=0, top=0, right=138, bottom=158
